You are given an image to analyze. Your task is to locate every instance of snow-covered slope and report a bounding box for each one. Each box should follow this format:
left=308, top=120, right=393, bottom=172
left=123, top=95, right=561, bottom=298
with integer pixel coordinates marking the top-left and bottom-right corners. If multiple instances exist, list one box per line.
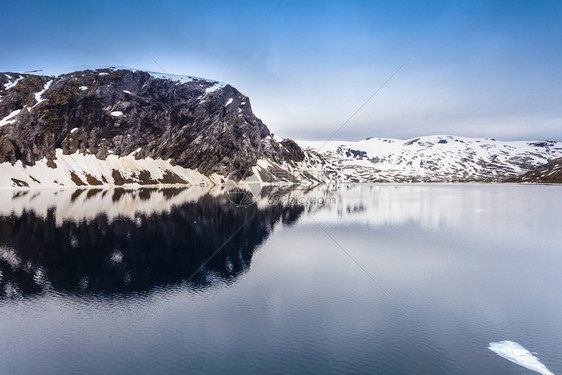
left=0, top=148, right=222, bottom=188
left=510, top=156, right=562, bottom=183
left=0, top=147, right=325, bottom=189
left=298, top=135, right=562, bottom=182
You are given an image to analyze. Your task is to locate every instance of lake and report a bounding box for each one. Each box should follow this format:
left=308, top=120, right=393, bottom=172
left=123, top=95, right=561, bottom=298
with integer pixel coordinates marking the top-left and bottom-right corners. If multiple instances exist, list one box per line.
left=0, top=184, right=561, bottom=374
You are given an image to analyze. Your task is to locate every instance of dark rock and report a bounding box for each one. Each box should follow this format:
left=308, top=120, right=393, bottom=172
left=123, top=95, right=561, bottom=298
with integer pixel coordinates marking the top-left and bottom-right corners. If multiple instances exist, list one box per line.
left=0, top=68, right=303, bottom=178
left=281, top=139, right=305, bottom=162
left=528, top=141, right=554, bottom=147
left=11, top=178, right=29, bottom=187
left=344, top=148, right=368, bottom=159
left=0, top=138, right=17, bottom=164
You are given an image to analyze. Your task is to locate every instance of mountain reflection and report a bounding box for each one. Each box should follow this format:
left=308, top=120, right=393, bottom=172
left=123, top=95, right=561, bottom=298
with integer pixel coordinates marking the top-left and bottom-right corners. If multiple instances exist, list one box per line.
left=0, top=188, right=304, bottom=298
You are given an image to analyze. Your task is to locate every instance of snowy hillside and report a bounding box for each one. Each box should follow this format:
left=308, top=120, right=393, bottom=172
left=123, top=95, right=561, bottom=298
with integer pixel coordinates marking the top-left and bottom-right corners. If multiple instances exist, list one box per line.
left=298, top=135, right=562, bottom=182
left=511, top=156, right=562, bottom=183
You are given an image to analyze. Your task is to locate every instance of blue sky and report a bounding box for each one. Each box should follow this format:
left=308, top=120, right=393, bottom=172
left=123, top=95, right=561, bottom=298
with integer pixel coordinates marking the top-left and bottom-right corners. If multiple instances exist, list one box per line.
left=1, top=0, right=561, bottom=141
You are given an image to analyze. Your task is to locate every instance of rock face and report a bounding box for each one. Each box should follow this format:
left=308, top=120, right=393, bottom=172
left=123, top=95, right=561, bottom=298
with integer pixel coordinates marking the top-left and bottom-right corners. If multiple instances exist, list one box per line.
left=0, top=68, right=274, bottom=174
left=509, top=157, right=562, bottom=183
left=0, top=68, right=313, bottom=188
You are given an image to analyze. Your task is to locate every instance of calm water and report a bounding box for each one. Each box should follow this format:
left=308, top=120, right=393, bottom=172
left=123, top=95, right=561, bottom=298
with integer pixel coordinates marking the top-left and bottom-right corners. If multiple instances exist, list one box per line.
left=0, top=184, right=561, bottom=374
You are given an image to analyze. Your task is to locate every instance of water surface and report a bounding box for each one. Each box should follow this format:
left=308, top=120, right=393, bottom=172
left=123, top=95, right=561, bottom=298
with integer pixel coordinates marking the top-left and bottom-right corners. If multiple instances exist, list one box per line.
left=0, top=184, right=560, bottom=374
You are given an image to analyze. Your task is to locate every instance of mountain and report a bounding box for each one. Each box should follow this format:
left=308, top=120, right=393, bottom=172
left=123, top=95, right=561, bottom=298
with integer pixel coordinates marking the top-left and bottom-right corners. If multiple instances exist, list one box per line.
left=2, top=67, right=561, bottom=188
left=507, top=157, right=562, bottom=183
left=297, top=136, right=562, bottom=182
left=0, top=67, right=319, bottom=188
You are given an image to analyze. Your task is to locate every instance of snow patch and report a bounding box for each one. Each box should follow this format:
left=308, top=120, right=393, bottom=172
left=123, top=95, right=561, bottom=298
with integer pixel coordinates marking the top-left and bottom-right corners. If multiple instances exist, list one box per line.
left=488, top=341, right=553, bottom=375
left=0, top=109, right=21, bottom=127
left=225, top=98, right=233, bottom=107
left=147, top=71, right=194, bottom=84
left=33, top=80, right=53, bottom=105
left=205, top=82, right=226, bottom=94
left=0, top=148, right=222, bottom=189
left=110, top=111, right=123, bottom=117
left=70, top=128, right=79, bottom=134
left=18, top=66, right=221, bottom=84
left=79, top=86, right=87, bottom=91
left=4, top=76, right=22, bottom=90
left=123, top=90, right=132, bottom=94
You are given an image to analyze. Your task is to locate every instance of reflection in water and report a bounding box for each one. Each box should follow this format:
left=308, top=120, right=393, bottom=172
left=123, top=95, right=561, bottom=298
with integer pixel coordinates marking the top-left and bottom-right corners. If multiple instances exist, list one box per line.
left=1, top=183, right=558, bottom=299
left=1, top=184, right=562, bottom=374
left=0, top=188, right=304, bottom=298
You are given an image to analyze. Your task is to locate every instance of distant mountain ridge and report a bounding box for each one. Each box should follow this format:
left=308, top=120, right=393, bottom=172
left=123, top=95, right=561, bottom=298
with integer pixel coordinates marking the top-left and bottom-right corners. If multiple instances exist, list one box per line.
left=297, top=136, right=562, bottom=182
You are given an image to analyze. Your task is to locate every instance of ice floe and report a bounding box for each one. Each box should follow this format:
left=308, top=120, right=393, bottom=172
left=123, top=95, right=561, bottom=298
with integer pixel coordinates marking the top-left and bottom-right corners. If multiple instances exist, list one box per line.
left=489, top=341, right=554, bottom=375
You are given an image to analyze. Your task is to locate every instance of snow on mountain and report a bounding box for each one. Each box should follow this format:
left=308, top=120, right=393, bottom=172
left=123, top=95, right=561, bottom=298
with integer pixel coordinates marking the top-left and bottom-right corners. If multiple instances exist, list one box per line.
left=2, top=66, right=561, bottom=187
left=0, top=67, right=321, bottom=189
left=510, top=156, right=562, bottom=183
left=298, top=135, right=562, bottom=182
left=19, top=65, right=224, bottom=85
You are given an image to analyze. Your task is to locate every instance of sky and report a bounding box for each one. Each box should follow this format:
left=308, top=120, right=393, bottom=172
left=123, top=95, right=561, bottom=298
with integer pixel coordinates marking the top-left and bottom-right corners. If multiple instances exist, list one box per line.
left=1, top=0, right=561, bottom=141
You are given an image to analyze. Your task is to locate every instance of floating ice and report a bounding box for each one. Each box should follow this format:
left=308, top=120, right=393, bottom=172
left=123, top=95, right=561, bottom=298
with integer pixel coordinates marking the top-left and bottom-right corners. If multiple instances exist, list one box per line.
left=489, top=341, right=554, bottom=375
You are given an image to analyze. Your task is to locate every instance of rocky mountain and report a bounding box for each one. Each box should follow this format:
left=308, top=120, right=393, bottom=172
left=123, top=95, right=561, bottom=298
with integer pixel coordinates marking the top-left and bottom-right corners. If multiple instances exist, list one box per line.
left=297, top=136, right=562, bottom=182
left=2, top=67, right=561, bottom=188
left=0, top=67, right=316, bottom=188
left=507, top=157, right=562, bottom=183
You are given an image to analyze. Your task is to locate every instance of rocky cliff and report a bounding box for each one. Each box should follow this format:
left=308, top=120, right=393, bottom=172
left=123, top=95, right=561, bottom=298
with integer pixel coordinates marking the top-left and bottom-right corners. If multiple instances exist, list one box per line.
left=0, top=68, right=312, bottom=188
